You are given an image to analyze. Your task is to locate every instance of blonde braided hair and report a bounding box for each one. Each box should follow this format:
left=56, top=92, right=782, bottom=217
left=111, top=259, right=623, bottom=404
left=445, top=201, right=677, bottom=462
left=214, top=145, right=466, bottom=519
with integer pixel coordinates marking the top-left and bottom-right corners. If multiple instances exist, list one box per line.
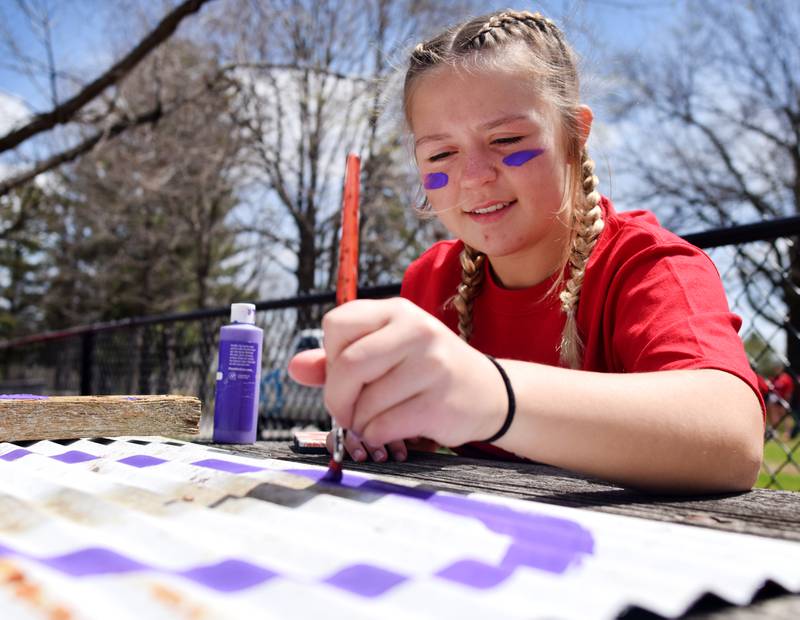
left=558, top=148, right=605, bottom=367
left=405, top=10, right=604, bottom=366
left=451, top=245, right=485, bottom=341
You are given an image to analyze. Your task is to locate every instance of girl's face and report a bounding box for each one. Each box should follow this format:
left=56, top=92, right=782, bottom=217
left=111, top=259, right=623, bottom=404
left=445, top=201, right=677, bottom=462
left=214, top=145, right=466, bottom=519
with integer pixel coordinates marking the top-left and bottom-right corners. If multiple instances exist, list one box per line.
left=410, top=65, right=581, bottom=288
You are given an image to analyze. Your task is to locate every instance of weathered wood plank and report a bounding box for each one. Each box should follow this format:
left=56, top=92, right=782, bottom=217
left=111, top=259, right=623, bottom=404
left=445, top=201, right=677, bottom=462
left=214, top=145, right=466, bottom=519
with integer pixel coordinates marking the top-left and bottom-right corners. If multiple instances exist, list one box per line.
left=0, top=395, right=200, bottom=441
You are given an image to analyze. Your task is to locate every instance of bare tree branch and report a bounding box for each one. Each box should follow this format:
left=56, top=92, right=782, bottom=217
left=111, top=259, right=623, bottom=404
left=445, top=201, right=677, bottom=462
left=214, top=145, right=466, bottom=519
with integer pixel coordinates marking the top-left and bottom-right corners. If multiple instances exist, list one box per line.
left=0, top=105, right=163, bottom=197
left=0, top=0, right=216, bottom=154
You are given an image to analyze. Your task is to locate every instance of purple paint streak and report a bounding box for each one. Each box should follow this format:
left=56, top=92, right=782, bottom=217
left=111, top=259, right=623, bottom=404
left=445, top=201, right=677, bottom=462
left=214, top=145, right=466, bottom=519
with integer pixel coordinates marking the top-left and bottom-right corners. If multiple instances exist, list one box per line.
left=502, top=149, right=544, bottom=167
left=1, top=448, right=32, bottom=461
left=190, top=458, right=265, bottom=474
left=51, top=451, right=99, bottom=464
left=424, top=172, right=448, bottom=189
left=44, top=548, right=147, bottom=577
left=284, top=468, right=594, bottom=587
left=0, top=540, right=277, bottom=593
left=179, top=559, right=278, bottom=592
left=436, top=560, right=513, bottom=589
left=0, top=394, right=48, bottom=399
left=117, top=455, right=167, bottom=468
left=324, top=564, right=408, bottom=597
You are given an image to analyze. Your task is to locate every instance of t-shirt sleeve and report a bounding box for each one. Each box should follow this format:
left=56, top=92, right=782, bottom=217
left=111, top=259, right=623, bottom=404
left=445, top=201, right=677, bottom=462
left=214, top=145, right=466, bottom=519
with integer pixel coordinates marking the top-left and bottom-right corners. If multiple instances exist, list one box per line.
left=608, top=235, right=766, bottom=419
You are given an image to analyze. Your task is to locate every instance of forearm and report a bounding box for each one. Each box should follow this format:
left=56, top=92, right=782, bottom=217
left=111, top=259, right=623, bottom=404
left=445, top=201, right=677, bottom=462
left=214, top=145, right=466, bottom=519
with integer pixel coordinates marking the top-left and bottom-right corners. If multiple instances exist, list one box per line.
left=493, top=364, right=764, bottom=493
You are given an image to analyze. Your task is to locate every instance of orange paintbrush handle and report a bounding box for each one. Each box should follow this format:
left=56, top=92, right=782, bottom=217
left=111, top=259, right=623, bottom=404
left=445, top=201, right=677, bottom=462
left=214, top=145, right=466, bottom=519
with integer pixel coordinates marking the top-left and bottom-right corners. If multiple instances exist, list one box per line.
left=337, top=153, right=360, bottom=306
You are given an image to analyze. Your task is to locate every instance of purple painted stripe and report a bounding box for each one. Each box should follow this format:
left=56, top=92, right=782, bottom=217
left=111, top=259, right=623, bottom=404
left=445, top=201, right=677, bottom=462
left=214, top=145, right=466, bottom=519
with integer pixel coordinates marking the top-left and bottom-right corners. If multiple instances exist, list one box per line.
left=284, top=468, right=594, bottom=583
left=324, top=563, right=408, bottom=597
left=43, top=548, right=147, bottom=577
left=117, top=455, right=167, bottom=468
left=178, top=559, right=278, bottom=592
left=502, top=148, right=544, bottom=167
left=0, top=539, right=277, bottom=593
left=436, top=559, right=513, bottom=589
left=0, top=394, right=49, bottom=399
left=424, top=172, right=448, bottom=189
left=51, top=450, right=99, bottom=464
left=190, top=458, right=266, bottom=474
left=1, top=448, right=32, bottom=461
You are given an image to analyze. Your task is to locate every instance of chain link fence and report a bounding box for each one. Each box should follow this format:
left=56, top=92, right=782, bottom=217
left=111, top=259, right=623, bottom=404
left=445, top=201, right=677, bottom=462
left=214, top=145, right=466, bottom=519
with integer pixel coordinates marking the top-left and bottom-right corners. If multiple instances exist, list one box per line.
left=1, top=221, right=799, bottom=489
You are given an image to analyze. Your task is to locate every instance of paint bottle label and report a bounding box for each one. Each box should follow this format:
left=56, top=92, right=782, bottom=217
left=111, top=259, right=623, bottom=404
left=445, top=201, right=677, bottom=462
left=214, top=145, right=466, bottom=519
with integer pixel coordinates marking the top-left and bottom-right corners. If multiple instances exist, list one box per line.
left=213, top=304, right=263, bottom=444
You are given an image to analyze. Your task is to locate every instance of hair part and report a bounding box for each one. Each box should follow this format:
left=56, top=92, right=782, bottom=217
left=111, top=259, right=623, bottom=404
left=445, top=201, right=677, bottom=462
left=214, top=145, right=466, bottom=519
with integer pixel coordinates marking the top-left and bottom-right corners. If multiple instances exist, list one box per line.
left=406, top=9, right=604, bottom=368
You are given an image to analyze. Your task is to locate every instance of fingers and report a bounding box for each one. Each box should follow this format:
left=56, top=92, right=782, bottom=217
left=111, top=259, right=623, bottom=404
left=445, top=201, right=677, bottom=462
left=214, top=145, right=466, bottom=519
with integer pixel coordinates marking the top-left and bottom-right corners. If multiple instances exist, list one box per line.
left=324, top=313, right=420, bottom=428
left=287, top=349, right=327, bottom=386
left=321, top=299, right=395, bottom=361
left=386, top=439, right=407, bottom=462
left=325, top=431, right=406, bottom=463
left=358, top=392, right=438, bottom=447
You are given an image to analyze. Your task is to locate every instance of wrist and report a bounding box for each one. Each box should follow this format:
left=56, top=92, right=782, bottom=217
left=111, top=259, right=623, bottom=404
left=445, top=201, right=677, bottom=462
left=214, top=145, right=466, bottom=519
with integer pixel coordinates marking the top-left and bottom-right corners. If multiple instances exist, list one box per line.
left=480, top=355, right=517, bottom=443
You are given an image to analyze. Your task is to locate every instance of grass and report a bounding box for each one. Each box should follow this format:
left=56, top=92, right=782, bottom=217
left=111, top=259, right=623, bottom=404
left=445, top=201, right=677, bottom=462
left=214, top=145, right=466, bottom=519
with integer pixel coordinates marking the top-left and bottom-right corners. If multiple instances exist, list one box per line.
left=758, top=436, right=800, bottom=491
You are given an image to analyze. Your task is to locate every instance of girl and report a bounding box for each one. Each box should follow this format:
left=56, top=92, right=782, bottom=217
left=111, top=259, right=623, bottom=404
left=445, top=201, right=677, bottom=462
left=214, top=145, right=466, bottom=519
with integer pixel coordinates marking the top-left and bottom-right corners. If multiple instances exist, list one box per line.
left=288, top=9, right=764, bottom=493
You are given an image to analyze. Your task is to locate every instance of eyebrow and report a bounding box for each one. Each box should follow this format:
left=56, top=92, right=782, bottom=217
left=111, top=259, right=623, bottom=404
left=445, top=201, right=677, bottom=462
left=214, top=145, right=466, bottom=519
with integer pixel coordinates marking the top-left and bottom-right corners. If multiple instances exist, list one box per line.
left=414, top=114, right=532, bottom=147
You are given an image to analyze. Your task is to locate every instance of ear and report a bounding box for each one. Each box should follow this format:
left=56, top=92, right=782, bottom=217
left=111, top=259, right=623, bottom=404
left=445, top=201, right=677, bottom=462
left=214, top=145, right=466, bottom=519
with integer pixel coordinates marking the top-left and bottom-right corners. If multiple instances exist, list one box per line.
left=577, top=105, right=593, bottom=147
left=578, top=105, right=594, bottom=148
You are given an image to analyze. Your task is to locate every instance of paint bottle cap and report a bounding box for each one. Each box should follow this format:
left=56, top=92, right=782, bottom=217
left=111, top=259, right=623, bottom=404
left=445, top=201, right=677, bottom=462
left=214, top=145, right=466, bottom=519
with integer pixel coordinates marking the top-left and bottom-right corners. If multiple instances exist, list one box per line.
left=230, top=303, right=256, bottom=325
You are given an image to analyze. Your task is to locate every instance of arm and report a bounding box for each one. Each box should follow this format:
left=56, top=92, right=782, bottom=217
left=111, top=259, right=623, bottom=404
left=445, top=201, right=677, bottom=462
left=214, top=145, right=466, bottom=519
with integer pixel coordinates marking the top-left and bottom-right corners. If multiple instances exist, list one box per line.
left=495, top=362, right=763, bottom=493
left=289, top=297, right=763, bottom=495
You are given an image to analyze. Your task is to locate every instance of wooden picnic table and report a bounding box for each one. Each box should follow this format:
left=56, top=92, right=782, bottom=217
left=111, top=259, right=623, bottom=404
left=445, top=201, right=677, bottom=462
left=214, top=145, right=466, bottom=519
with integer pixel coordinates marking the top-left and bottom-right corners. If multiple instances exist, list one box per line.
left=213, top=440, right=800, bottom=620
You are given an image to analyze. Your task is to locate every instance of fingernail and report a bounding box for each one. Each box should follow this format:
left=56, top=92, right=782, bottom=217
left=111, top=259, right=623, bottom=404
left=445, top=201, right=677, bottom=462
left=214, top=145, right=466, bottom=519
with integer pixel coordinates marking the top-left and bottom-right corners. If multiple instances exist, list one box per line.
left=373, top=449, right=386, bottom=462
left=393, top=451, right=406, bottom=462
left=353, top=449, right=366, bottom=461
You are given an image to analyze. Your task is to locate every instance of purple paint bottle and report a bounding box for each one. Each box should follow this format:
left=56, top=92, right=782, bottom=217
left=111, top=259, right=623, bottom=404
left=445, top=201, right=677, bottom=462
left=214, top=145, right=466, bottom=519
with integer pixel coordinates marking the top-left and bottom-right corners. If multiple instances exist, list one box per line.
left=212, top=303, right=263, bottom=444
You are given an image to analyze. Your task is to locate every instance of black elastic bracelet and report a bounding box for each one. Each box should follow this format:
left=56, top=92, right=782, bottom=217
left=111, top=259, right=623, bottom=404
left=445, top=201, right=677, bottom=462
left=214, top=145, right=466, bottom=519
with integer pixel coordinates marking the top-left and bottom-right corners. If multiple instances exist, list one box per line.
left=482, top=355, right=516, bottom=443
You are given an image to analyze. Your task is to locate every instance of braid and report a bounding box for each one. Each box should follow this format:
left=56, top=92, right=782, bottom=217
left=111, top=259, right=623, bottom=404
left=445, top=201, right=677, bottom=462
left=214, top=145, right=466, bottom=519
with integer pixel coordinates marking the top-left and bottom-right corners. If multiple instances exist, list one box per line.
left=450, top=245, right=486, bottom=342
left=558, top=149, right=605, bottom=368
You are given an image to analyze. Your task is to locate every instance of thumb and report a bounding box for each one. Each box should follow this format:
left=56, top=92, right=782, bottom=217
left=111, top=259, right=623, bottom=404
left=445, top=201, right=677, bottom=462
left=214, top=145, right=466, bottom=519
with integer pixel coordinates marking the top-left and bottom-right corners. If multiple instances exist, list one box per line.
left=287, top=348, right=327, bottom=386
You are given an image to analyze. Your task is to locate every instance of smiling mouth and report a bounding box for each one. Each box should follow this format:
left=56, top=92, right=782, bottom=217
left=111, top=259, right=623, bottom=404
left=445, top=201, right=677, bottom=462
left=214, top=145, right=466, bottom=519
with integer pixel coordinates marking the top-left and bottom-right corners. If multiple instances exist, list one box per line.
left=468, top=200, right=516, bottom=215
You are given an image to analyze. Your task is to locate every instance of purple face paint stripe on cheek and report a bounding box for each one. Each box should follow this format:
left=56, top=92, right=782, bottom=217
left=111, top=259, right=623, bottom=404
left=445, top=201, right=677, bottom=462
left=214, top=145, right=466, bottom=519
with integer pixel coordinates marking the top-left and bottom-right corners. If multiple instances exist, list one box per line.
left=502, top=148, right=545, bottom=167
left=424, top=172, right=448, bottom=189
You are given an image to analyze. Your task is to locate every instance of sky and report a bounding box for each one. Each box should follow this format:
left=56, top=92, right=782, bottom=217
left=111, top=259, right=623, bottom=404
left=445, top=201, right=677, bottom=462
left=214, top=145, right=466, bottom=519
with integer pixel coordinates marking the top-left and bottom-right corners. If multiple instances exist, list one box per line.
left=0, top=0, right=680, bottom=116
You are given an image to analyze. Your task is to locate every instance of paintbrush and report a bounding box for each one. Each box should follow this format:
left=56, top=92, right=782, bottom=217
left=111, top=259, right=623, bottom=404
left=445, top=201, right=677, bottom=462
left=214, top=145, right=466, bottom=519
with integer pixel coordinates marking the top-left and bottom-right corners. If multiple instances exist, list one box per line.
left=322, top=152, right=361, bottom=483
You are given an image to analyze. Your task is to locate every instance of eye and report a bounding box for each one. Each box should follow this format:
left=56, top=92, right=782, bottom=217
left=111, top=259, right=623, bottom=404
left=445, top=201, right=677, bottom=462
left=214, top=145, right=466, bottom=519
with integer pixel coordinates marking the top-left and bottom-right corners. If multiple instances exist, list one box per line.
left=492, top=136, right=523, bottom=145
left=429, top=151, right=454, bottom=162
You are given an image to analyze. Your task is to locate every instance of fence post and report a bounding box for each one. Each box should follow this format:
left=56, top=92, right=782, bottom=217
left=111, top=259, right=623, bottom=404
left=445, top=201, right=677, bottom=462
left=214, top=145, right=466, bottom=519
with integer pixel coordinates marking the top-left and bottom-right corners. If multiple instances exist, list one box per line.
left=80, top=332, right=95, bottom=395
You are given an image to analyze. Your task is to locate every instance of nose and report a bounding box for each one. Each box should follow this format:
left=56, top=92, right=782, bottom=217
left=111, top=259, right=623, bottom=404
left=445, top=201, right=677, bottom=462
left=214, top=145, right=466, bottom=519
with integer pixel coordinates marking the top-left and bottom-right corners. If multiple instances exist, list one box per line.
left=461, top=149, right=497, bottom=188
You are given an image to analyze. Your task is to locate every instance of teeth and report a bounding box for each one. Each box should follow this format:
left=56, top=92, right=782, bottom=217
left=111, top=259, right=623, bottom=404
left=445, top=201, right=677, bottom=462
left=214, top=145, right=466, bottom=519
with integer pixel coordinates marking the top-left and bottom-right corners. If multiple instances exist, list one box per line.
left=472, top=201, right=509, bottom=215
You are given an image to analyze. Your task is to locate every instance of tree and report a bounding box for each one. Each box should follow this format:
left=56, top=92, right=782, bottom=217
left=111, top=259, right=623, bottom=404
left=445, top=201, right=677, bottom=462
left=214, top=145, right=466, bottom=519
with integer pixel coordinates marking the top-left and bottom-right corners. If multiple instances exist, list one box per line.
left=41, top=40, right=251, bottom=327
left=609, top=0, right=800, bottom=369
left=0, top=184, right=53, bottom=337
left=0, top=0, right=217, bottom=195
left=209, top=0, right=454, bottom=304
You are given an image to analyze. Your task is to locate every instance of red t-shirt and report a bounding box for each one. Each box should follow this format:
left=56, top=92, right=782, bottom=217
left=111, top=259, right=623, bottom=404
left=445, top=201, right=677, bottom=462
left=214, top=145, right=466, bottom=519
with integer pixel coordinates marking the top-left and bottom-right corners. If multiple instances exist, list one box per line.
left=400, top=197, right=765, bottom=457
